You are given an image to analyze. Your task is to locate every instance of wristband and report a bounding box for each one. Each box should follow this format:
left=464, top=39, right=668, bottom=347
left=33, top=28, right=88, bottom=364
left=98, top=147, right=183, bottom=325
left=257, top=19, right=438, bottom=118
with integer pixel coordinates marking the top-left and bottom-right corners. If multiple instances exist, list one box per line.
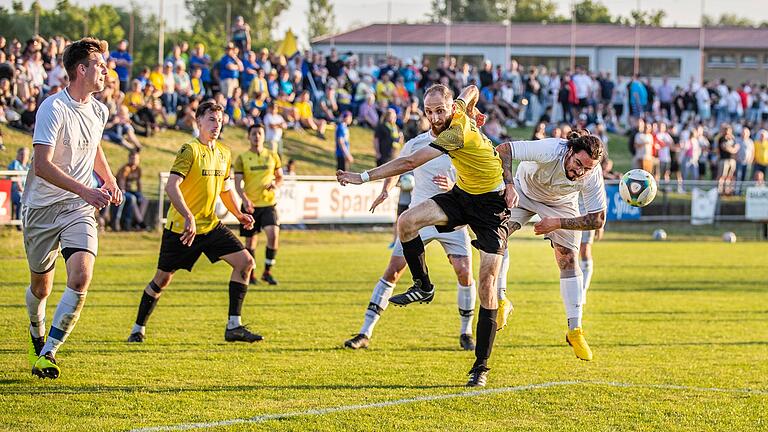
left=360, top=171, right=370, bottom=183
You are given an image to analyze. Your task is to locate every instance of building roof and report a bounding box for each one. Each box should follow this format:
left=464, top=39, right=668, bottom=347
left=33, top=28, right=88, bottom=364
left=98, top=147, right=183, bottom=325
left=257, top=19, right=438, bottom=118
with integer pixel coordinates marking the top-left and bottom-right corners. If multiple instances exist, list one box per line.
left=312, top=23, right=768, bottom=50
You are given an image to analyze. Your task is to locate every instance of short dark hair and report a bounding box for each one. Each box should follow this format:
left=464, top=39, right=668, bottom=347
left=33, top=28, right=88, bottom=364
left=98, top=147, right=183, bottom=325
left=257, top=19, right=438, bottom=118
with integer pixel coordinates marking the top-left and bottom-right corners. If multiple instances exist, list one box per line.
left=248, top=123, right=264, bottom=134
left=423, top=84, right=453, bottom=101
left=566, top=130, right=604, bottom=161
left=195, top=100, right=224, bottom=120
left=62, top=37, right=107, bottom=81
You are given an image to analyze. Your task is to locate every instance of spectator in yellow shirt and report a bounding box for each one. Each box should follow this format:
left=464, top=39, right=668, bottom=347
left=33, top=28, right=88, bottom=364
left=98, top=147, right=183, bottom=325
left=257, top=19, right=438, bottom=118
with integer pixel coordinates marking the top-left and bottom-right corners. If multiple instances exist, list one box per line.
left=754, top=129, right=768, bottom=180
left=375, top=73, right=396, bottom=105
left=293, top=90, right=326, bottom=139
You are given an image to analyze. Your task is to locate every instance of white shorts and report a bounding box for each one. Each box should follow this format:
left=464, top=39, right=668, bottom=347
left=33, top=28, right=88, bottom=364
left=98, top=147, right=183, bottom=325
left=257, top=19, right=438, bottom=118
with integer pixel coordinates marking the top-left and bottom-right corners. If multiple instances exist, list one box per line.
left=22, top=199, right=98, bottom=273
left=392, top=225, right=471, bottom=257
left=507, top=189, right=582, bottom=251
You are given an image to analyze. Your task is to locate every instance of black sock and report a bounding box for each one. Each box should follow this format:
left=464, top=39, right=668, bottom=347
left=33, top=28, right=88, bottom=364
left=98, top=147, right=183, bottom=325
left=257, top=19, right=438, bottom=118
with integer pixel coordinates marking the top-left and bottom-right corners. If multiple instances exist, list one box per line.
left=473, top=307, right=498, bottom=370
left=228, top=281, right=248, bottom=316
left=265, top=247, right=277, bottom=272
left=135, top=281, right=162, bottom=326
left=246, top=248, right=255, bottom=258
left=401, top=236, right=432, bottom=290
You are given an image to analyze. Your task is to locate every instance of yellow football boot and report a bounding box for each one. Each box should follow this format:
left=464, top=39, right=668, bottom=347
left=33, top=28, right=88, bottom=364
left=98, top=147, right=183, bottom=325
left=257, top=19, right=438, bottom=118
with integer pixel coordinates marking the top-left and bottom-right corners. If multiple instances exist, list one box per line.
left=496, top=297, right=514, bottom=332
left=566, top=327, right=593, bottom=361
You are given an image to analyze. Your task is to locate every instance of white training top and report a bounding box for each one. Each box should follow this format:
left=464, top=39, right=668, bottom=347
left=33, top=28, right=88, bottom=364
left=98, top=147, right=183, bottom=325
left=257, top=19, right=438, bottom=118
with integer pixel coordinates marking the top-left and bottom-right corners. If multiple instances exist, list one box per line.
left=23, top=89, right=108, bottom=208
left=510, top=138, right=606, bottom=213
left=400, top=131, right=456, bottom=207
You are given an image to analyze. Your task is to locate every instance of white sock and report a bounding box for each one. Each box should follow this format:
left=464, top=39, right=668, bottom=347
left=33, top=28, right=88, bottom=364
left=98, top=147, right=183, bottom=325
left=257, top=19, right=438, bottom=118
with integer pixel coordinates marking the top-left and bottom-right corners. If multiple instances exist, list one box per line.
left=227, top=315, right=242, bottom=330
left=560, top=272, right=584, bottom=330
left=41, top=288, right=87, bottom=356
left=26, top=286, right=46, bottom=338
left=360, top=279, right=394, bottom=337
left=498, top=249, right=510, bottom=301
left=457, top=281, right=476, bottom=335
left=132, top=323, right=146, bottom=335
left=580, top=259, right=593, bottom=305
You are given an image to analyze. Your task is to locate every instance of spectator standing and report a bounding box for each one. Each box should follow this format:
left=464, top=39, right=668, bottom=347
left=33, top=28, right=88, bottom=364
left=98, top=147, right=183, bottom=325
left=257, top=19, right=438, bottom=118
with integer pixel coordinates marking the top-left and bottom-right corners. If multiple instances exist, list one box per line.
left=264, top=103, right=287, bottom=155
left=8, top=147, right=30, bottom=222
left=189, top=43, right=212, bottom=97
left=753, top=129, right=768, bottom=180
left=736, top=127, right=754, bottom=187
left=374, top=108, right=402, bottom=166
left=110, top=40, right=133, bottom=93
left=116, top=151, right=148, bottom=230
left=230, top=16, right=251, bottom=56
left=717, top=126, right=739, bottom=193
left=218, top=43, right=243, bottom=99
left=335, top=110, right=354, bottom=170
left=634, top=122, right=654, bottom=172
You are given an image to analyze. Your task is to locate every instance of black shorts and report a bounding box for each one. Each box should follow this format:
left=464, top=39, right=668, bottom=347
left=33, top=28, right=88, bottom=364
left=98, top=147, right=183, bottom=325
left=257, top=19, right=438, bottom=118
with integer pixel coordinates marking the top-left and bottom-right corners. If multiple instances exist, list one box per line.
left=240, top=205, right=279, bottom=236
left=670, top=151, right=680, bottom=173
left=158, top=222, right=244, bottom=272
left=430, top=185, right=510, bottom=255
left=397, top=203, right=409, bottom=216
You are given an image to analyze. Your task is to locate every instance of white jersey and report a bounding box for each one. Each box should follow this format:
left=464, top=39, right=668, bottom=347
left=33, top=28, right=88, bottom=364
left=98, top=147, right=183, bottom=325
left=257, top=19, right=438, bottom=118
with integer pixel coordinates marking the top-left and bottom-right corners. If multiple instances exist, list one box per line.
left=400, top=131, right=456, bottom=207
left=23, top=89, right=108, bottom=208
left=510, top=138, right=606, bottom=213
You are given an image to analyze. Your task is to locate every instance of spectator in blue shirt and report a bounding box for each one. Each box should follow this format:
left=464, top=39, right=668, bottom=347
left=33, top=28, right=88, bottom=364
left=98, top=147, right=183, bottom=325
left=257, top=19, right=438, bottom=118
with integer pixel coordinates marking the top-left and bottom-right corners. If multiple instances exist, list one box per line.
left=218, top=43, right=243, bottom=98
left=110, top=40, right=133, bottom=93
left=335, top=110, right=354, bottom=171
left=8, top=146, right=30, bottom=222
left=240, top=50, right=258, bottom=92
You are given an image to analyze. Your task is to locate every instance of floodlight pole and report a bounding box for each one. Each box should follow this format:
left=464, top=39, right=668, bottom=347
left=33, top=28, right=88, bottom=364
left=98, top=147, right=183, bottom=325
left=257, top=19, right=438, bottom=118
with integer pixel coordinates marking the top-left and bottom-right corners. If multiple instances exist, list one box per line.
left=633, top=0, right=640, bottom=76
left=570, top=0, right=576, bottom=72
left=699, top=0, right=706, bottom=84
left=158, top=0, right=165, bottom=65
left=386, top=1, right=392, bottom=57
left=444, top=0, right=451, bottom=61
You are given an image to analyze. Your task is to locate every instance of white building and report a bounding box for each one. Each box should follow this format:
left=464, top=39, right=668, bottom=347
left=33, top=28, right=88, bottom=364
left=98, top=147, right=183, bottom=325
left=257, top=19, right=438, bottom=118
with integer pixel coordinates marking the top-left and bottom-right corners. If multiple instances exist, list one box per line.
left=312, top=23, right=768, bottom=86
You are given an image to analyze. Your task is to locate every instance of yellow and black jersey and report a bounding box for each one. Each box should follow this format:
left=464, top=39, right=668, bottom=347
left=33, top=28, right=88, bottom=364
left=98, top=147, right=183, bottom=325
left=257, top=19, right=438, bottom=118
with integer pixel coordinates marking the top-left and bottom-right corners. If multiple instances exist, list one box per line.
left=165, top=138, right=231, bottom=235
left=234, top=149, right=282, bottom=207
left=429, top=98, right=503, bottom=194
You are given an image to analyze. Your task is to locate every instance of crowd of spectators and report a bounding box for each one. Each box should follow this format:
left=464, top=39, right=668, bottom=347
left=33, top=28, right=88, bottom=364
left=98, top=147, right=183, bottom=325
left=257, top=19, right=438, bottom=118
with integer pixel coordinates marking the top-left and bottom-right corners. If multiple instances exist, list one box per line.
left=3, top=23, right=768, bottom=228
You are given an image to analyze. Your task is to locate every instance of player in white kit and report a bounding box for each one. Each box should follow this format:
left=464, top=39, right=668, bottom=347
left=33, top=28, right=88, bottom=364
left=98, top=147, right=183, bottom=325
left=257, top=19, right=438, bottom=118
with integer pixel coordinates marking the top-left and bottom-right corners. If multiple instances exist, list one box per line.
left=22, top=38, right=122, bottom=379
left=496, top=131, right=606, bottom=361
left=343, top=130, right=477, bottom=351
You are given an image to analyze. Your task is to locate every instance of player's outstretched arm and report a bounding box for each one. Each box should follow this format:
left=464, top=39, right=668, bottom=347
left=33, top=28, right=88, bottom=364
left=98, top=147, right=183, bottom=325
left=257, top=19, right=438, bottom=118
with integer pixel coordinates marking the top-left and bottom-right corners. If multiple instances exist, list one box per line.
left=457, top=85, right=479, bottom=115
left=337, top=146, right=442, bottom=186
left=534, top=210, right=606, bottom=235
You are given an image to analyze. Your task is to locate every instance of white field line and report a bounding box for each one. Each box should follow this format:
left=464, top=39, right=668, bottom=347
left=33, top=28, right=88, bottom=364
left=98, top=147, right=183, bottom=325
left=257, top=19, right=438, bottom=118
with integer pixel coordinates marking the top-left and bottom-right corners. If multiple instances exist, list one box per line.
left=128, top=380, right=768, bottom=432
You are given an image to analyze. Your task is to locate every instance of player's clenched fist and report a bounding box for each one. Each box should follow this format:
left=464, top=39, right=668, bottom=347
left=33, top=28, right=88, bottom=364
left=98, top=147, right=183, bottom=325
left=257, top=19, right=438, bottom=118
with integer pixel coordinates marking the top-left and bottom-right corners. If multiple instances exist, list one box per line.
left=336, top=170, right=363, bottom=186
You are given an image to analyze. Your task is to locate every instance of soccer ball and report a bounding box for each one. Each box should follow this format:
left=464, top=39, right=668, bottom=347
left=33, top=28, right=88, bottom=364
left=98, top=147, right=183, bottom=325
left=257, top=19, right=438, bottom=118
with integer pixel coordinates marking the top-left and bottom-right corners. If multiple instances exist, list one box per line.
left=399, top=174, right=415, bottom=192
left=214, top=199, right=229, bottom=218
left=652, top=229, right=667, bottom=241
left=619, top=169, right=657, bottom=207
left=722, top=232, right=737, bottom=243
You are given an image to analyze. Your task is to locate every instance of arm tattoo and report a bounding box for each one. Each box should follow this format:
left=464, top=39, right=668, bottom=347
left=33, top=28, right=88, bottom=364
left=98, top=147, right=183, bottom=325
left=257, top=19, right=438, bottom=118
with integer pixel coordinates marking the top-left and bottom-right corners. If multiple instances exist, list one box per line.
left=497, top=143, right=515, bottom=184
left=559, top=211, right=605, bottom=231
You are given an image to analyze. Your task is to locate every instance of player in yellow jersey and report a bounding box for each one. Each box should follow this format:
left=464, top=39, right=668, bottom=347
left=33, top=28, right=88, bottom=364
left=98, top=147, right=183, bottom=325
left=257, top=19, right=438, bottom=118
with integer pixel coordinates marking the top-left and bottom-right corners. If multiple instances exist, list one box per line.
left=234, top=123, right=284, bottom=285
left=337, top=85, right=513, bottom=387
left=127, top=101, right=264, bottom=344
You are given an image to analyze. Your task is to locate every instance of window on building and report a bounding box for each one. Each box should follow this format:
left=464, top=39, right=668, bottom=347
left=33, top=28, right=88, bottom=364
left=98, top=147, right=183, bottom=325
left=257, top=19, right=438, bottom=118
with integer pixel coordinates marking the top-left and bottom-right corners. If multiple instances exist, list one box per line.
left=741, top=54, right=759, bottom=68
left=510, top=56, right=589, bottom=74
left=422, top=54, right=485, bottom=70
left=707, top=54, right=736, bottom=68
left=616, top=57, right=681, bottom=77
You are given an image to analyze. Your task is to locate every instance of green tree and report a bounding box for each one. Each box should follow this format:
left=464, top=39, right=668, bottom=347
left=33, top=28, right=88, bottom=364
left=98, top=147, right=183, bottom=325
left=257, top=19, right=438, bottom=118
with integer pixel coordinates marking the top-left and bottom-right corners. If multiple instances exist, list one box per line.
left=184, top=0, right=290, bottom=47
left=510, top=0, right=562, bottom=23
left=308, top=0, right=336, bottom=41
left=618, top=9, right=666, bottom=26
left=573, top=0, right=614, bottom=24
left=702, top=13, right=754, bottom=27
left=430, top=0, right=510, bottom=23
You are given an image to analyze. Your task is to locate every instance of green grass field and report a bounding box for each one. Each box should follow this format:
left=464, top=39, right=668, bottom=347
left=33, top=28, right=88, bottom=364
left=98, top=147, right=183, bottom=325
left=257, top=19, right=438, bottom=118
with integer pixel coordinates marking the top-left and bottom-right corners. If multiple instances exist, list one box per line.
left=0, top=227, right=766, bottom=431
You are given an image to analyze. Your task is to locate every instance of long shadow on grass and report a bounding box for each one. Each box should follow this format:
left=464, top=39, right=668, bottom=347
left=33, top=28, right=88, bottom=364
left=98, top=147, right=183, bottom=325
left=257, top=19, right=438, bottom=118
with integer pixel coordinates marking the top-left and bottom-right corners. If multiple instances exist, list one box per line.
left=0, top=382, right=459, bottom=395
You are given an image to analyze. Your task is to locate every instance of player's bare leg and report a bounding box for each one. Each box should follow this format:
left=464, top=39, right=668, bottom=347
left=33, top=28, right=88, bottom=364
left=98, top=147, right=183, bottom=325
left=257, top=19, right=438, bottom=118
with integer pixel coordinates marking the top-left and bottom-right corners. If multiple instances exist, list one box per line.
left=244, top=235, right=259, bottom=283
left=555, top=244, right=592, bottom=361
left=389, top=200, right=449, bottom=306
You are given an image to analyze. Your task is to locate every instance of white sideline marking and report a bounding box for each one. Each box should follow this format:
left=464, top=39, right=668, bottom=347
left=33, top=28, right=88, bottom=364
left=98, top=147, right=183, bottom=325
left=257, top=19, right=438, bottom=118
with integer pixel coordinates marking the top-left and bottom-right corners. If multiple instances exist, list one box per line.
left=129, top=380, right=768, bottom=432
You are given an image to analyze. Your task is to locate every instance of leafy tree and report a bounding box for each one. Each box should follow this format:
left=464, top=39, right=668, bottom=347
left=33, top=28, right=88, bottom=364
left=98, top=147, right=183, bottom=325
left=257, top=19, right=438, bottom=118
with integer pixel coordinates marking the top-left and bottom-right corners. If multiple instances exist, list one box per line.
left=618, top=9, right=666, bottom=26
left=308, top=0, right=336, bottom=41
left=573, top=0, right=614, bottom=24
left=184, top=0, right=290, bottom=46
